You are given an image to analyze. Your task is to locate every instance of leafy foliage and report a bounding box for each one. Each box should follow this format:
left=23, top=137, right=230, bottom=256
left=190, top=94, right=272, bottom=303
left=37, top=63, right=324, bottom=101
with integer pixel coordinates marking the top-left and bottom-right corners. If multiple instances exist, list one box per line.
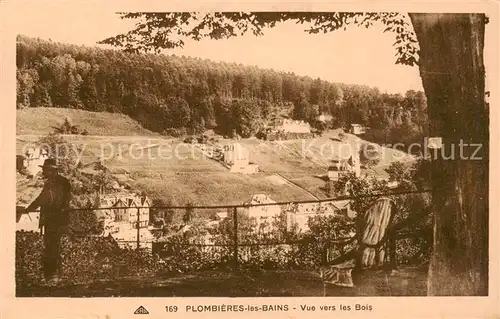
left=359, top=143, right=381, bottom=167
left=99, top=12, right=419, bottom=66
left=53, top=117, right=89, bottom=135
left=37, top=132, right=82, bottom=175
left=16, top=232, right=160, bottom=286
left=157, top=207, right=355, bottom=271
left=334, top=161, right=433, bottom=263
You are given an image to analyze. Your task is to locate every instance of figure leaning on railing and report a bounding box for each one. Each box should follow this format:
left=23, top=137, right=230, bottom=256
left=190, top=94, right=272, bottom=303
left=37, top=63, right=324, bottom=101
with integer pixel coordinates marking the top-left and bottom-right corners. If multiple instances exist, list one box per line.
left=23, top=158, right=72, bottom=286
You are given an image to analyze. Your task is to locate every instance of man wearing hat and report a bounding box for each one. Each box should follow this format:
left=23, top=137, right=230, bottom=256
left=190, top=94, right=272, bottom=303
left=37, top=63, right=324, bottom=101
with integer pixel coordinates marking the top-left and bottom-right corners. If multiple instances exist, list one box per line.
left=25, top=158, right=72, bottom=284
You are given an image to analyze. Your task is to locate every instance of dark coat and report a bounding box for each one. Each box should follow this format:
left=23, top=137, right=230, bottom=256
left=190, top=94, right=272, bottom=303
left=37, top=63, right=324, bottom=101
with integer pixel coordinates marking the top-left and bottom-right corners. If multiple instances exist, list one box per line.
left=26, top=174, right=72, bottom=230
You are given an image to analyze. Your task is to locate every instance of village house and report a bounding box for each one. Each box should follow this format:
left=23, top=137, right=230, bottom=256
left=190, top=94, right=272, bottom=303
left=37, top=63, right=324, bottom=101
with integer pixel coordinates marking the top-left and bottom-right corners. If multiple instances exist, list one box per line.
left=95, top=209, right=118, bottom=236
left=327, top=157, right=361, bottom=180
left=242, top=194, right=281, bottom=230
left=95, top=193, right=154, bottom=250
left=223, top=143, right=248, bottom=166
left=296, top=202, right=320, bottom=214
left=349, top=123, right=367, bottom=135
left=287, top=200, right=356, bottom=232
left=137, top=195, right=152, bottom=228
left=223, top=143, right=259, bottom=174
left=328, top=162, right=349, bottom=181
left=22, top=147, right=49, bottom=177
left=112, top=227, right=155, bottom=250
left=328, top=152, right=361, bottom=181
left=275, top=118, right=311, bottom=134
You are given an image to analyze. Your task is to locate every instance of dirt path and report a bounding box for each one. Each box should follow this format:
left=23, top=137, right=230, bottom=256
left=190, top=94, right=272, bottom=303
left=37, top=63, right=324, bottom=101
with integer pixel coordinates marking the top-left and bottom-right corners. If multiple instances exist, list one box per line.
left=16, top=267, right=427, bottom=297
left=272, top=172, right=319, bottom=200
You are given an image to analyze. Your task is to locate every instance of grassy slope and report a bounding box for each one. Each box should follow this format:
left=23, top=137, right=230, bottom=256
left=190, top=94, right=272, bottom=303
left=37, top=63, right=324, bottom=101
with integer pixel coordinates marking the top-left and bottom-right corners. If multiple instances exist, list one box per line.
left=17, top=107, right=158, bottom=136
left=219, top=131, right=415, bottom=199
left=16, top=135, right=314, bottom=206
left=16, top=109, right=415, bottom=206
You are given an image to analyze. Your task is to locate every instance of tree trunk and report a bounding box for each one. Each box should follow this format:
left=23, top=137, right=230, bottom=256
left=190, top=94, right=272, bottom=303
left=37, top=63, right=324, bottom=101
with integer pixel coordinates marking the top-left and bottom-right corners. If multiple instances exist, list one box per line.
left=409, top=13, right=488, bottom=296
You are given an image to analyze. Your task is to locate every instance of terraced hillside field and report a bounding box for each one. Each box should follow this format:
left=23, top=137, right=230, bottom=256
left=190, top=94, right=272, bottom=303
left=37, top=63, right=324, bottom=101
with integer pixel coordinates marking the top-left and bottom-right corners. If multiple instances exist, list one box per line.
left=16, top=109, right=415, bottom=206
left=16, top=135, right=317, bottom=206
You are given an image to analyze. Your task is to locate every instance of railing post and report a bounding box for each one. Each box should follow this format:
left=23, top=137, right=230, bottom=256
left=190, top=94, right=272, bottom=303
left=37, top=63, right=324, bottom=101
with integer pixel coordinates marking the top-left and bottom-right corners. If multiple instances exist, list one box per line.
left=137, top=207, right=140, bottom=250
left=233, top=207, right=238, bottom=271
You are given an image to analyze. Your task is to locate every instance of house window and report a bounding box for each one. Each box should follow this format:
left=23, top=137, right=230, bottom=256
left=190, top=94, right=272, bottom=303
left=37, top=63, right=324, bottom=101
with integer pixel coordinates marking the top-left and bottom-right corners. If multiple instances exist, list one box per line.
left=340, top=208, right=348, bottom=215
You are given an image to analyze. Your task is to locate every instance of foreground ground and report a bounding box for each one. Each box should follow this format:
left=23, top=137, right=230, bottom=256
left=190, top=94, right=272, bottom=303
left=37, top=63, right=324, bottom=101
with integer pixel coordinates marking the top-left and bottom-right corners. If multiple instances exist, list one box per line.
left=17, top=267, right=427, bottom=297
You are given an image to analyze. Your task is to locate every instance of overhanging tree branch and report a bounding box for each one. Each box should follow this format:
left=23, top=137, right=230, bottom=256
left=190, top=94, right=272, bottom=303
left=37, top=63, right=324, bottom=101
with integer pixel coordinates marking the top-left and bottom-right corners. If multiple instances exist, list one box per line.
left=99, top=12, right=419, bottom=65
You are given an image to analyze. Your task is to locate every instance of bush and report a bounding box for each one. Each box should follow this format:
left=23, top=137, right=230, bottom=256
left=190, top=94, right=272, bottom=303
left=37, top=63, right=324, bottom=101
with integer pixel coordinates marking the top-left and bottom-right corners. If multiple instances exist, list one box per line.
left=396, top=236, right=432, bottom=265
left=151, top=211, right=358, bottom=272
left=359, top=143, right=381, bottom=167
left=54, top=117, right=89, bottom=135
left=16, top=231, right=161, bottom=286
left=163, top=127, right=187, bottom=137
left=37, top=133, right=82, bottom=175
left=16, top=232, right=44, bottom=285
left=183, top=136, right=197, bottom=144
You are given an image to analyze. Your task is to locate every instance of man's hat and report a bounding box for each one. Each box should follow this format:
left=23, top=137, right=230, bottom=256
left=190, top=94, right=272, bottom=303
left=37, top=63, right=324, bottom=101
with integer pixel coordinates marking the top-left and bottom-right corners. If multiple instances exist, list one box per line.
left=39, top=158, right=59, bottom=169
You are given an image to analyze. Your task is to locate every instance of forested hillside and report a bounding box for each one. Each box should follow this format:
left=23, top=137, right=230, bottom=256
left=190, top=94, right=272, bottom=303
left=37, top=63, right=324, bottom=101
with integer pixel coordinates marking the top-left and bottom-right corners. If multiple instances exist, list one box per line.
left=16, top=35, right=428, bottom=145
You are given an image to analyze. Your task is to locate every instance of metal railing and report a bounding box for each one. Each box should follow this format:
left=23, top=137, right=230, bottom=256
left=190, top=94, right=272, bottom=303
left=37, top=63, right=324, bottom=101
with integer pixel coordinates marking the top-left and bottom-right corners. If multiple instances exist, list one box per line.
left=15, top=189, right=433, bottom=289
left=62, top=189, right=433, bottom=270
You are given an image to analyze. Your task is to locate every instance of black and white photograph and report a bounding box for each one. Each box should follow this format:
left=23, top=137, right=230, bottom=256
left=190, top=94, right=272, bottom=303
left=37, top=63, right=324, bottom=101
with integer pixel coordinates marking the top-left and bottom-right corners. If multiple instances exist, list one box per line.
left=6, top=3, right=496, bottom=309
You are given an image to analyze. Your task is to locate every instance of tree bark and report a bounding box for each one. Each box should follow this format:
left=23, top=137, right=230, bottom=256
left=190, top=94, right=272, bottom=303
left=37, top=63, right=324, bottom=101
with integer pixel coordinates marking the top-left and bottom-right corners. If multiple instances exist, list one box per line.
left=409, top=13, right=489, bottom=296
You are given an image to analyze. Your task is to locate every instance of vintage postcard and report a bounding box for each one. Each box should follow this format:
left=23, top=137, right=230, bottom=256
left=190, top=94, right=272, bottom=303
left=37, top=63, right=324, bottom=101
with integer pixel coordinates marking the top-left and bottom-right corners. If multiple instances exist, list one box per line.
left=0, top=0, right=498, bottom=318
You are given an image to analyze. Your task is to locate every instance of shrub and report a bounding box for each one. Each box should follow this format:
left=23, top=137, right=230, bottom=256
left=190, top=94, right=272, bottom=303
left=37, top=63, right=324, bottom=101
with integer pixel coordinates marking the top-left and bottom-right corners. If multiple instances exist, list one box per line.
left=54, top=117, right=89, bottom=135
left=359, top=143, right=381, bottom=167
left=16, top=231, right=44, bottom=285
left=37, top=133, right=82, bottom=175
left=151, top=210, right=358, bottom=272
left=16, top=231, right=161, bottom=287
left=163, top=127, right=187, bottom=137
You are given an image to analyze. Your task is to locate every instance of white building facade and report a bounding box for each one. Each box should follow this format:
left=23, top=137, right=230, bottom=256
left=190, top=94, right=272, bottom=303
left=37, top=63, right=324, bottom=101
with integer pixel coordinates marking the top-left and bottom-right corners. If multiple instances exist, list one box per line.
left=96, top=193, right=154, bottom=250
left=22, top=147, right=49, bottom=176
left=223, top=143, right=259, bottom=174
left=243, top=194, right=282, bottom=231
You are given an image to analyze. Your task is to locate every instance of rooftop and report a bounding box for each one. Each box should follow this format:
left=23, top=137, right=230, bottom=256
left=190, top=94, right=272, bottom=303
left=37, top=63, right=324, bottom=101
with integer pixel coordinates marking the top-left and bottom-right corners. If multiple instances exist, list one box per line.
left=244, top=194, right=276, bottom=205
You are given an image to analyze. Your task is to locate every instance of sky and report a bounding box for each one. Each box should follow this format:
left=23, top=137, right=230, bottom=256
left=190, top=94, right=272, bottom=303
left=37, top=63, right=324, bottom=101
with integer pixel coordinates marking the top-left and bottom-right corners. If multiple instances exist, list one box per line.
left=10, top=8, right=494, bottom=94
